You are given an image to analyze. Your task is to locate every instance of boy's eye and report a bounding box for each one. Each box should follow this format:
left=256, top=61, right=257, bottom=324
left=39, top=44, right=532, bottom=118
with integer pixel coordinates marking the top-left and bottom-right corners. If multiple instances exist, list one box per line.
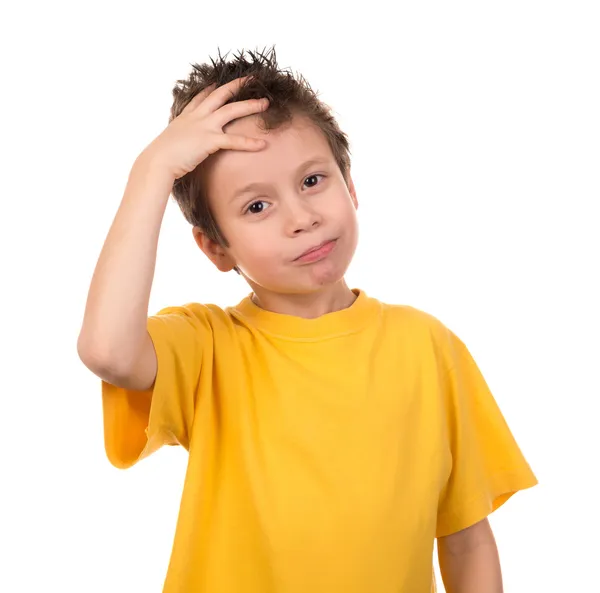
left=246, top=200, right=270, bottom=215
left=304, top=174, right=324, bottom=188
left=244, top=175, right=325, bottom=215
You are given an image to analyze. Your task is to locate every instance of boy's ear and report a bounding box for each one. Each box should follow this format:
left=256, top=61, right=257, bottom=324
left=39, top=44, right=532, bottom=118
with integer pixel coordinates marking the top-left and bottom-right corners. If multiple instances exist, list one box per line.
left=346, top=171, right=358, bottom=209
left=192, top=227, right=237, bottom=272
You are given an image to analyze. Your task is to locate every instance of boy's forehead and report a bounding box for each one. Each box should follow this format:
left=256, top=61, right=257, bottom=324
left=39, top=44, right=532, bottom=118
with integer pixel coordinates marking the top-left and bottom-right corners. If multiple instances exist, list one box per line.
left=223, top=112, right=315, bottom=143
left=209, top=115, right=333, bottom=185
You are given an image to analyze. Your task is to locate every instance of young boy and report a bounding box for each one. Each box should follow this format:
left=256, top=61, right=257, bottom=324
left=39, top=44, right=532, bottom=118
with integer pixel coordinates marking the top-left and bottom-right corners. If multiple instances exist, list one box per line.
left=78, top=47, right=538, bottom=593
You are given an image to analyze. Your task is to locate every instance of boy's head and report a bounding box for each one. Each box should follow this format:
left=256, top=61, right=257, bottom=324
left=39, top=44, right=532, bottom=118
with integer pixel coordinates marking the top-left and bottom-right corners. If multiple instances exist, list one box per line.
left=169, top=47, right=359, bottom=298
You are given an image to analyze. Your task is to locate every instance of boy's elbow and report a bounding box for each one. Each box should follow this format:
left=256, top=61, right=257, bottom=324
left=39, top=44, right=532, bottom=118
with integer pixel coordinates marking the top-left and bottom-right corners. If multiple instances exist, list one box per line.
left=77, top=330, right=124, bottom=377
left=77, top=330, right=157, bottom=392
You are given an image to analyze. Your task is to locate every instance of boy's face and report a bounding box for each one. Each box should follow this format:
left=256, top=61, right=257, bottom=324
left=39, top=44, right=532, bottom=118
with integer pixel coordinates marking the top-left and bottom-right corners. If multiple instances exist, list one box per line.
left=194, top=114, right=359, bottom=297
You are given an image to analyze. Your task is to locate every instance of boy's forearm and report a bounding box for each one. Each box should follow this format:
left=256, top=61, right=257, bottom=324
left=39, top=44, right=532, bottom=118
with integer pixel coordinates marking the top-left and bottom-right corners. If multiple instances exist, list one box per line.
left=437, top=518, right=503, bottom=593
left=78, top=153, right=175, bottom=372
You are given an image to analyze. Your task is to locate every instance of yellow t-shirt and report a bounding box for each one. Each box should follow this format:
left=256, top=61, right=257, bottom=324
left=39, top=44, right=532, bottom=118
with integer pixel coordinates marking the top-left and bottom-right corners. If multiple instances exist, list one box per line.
left=102, top=289, right=537, bottom=593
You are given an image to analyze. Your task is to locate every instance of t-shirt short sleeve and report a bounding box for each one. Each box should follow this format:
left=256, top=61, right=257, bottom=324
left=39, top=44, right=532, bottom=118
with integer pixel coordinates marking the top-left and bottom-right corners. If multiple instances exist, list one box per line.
left=436, top=328, right=538, bottom=538
left=101, top=304, right=213, bottom=469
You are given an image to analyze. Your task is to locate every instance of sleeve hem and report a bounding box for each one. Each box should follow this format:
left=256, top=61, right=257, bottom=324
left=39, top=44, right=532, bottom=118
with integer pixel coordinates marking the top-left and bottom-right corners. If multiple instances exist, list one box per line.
left=436, top=468, right=538, bottom=538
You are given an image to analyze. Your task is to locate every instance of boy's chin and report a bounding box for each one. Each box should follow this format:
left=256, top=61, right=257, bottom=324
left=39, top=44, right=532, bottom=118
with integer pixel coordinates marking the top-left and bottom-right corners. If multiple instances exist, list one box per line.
left=243, top=265, right=350, bottom=297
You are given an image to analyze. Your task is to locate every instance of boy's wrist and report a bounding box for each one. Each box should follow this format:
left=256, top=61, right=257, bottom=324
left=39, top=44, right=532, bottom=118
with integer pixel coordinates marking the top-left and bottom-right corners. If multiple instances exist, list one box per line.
left=132, top=150, right=178, bottom=186
left=123, top=153, right=177, bottom=208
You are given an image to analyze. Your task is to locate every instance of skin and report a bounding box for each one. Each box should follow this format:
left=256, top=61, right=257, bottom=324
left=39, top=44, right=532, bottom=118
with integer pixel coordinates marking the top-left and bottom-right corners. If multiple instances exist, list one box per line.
left=438, top=517, right=503, bottom=592
left=192, top=113, right=360, bottom=318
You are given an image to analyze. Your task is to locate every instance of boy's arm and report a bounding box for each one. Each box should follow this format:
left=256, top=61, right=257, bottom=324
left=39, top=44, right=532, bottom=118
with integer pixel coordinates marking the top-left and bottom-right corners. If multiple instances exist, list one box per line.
left=437, top=518, right=503, bottom=593
left=77, top=77, right=269, bottom=391
left=77, top=155, right=173, bottom=390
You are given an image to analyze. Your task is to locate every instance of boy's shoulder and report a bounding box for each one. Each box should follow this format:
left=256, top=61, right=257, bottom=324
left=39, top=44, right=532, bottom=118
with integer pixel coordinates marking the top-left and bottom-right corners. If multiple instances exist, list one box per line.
left=153, top=301, right=227, bottom=317
left=375, top=300, right=462, bottom=374
left=378, top=298, right=450, bottom=334
left=150, top=300, right=236, bottom=334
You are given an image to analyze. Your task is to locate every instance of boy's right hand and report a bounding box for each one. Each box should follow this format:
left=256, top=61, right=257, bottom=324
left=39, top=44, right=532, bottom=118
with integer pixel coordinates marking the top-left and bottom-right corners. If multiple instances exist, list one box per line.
left=140, top=76, right=269, bottom=180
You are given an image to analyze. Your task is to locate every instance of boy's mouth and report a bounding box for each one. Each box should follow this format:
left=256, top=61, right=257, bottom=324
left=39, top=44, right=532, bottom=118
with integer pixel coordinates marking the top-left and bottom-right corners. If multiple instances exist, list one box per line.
left=293, top=239, right=338, bottom=263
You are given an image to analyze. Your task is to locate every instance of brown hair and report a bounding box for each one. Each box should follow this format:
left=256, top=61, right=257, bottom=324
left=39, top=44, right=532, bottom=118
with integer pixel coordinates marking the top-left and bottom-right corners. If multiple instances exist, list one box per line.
left=168, top=45, right=352, bottom=248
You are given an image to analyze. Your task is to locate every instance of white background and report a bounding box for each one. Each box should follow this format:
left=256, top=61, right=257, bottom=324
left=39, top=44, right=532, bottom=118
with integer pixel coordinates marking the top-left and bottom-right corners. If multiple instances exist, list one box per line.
left=1, top=1, right=598, bottom=591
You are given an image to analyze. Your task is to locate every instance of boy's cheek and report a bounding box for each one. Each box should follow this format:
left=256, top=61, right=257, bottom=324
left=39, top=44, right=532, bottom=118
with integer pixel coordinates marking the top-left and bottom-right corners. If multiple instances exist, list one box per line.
left=237, top=245, right=286, bottom=272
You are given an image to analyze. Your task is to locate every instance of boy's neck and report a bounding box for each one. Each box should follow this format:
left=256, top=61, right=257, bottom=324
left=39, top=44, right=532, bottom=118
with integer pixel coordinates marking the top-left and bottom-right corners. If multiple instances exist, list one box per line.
left=250, top=280, right=357, bottom=319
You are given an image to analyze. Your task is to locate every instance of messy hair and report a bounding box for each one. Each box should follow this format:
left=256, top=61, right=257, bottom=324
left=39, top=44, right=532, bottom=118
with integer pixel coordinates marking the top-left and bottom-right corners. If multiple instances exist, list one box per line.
left=168, top=45, right=352, bottom=248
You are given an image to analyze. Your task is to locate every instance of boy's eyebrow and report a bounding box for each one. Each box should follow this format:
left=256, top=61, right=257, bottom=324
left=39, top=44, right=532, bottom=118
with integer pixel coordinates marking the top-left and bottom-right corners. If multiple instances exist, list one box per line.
left=228, top=157, right=331, bottom=203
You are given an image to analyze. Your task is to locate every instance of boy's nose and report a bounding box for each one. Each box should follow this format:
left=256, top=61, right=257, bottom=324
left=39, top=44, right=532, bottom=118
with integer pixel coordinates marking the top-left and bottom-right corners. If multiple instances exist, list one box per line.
left=284, top=201, right=322, bottom=235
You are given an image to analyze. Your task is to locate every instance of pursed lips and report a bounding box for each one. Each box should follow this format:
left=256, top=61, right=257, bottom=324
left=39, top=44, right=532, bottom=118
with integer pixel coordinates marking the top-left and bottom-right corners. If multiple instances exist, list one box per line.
left=293, top=239, right=337, bottom=261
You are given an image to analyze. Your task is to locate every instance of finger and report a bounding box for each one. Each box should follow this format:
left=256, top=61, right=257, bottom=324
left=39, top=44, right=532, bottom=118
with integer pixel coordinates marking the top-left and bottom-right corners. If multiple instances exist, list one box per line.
left=180, top=83, right=217, bottom=116
left=214, top=98, right=269, bottom=128
left=217, top=133, right=266, bottom=152
left=198, top=76, right=254, bottom=115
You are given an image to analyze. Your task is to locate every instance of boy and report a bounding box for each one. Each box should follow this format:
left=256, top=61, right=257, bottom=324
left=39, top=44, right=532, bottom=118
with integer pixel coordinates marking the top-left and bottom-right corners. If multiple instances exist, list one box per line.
left=78, top=47, right=538, bottom=593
